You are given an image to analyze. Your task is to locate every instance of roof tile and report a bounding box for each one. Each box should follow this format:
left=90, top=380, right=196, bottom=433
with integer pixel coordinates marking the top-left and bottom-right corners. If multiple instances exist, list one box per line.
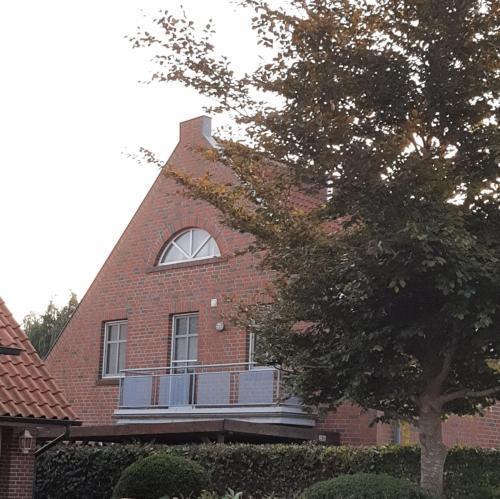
left=0, top=297, right=78, bottom=422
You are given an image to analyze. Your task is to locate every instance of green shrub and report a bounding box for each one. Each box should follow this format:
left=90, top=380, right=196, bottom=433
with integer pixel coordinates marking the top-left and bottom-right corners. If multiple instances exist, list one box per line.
left=458, top=485, right=500, bottom=499
left=111, top=452, right=210, bottom=499
left=35, top=443, right=152, bottom=499
left=303, top=473, right=429, bottom=498
left=35, top=444, right=500, bottom=499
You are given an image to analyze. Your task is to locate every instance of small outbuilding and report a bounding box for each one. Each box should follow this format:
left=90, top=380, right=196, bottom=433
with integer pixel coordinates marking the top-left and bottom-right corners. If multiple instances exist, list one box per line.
left=0, top=297, right=79, bottom=498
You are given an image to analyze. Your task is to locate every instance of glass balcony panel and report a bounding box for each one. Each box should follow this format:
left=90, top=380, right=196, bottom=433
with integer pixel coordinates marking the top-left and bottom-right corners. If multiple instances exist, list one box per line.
left=158, top=373, right=192, bottom=406
left=197, top=372, right=230, bottom=405
left=121, top=376, right=152, bottom=407
left=118, top=365, right=296, bottom=410
left=238, top=369, right=275, bottom=404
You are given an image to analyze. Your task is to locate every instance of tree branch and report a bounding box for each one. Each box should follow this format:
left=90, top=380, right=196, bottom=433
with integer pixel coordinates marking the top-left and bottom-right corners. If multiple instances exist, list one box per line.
left=372, top=409, right=418, bottom=427
left=433, top=346, right=457, bottom=391
left=439, top=385, right=500, bottom=405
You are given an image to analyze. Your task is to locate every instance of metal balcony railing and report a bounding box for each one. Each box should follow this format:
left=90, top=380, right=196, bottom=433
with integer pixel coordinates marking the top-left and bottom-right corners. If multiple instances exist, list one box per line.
left=118, top=363, right=300, bottom=410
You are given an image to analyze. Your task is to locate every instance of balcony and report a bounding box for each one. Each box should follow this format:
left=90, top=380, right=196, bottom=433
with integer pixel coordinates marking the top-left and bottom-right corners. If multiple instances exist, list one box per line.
left=113, top=363, right=315, bottom=427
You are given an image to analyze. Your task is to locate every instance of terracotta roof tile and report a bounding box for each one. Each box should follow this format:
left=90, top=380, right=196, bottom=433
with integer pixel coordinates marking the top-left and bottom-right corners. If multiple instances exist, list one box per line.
left=0, top=297, right=78, bottom=422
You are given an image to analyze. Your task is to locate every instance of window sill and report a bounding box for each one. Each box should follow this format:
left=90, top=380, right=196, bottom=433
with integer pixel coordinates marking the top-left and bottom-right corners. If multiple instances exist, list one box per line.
left=148, top=256, right=227, bottom=273
left=96, top=377, right=121, bottom=386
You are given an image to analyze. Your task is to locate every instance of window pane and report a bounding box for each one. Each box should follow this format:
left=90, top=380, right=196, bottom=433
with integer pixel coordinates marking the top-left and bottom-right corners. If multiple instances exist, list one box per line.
left=106, top=342, right=118, bottom=374
left=118, top=343, right=126, bottom=373
left=174, top=337, right=188, bottom=361
left=175, top=231, right=191, bottom=254
left=162, top=244, right=187, bottom=263
left=188, top=315, right=198, bottom=336
left=192, top=229, right=209, bottom=252
left=188, top=336, right=197, bottom=360
left=119, top=323, right=128, bottom=340
left=108, top=324, right=119, bottom=341
left=175, top=317, right=188, bottom=335
left=209, top=237, right=221, bottom=257
left=249, top=333, right=256, bottom=362
left=198, top=237, right=221, bottom=258
left=196, top=238, right=212, bottom=258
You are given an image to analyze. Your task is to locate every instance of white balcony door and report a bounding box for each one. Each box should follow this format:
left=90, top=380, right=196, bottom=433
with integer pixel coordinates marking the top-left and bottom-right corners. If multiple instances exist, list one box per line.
left=172, top=314, right=198, bottom=369
left=169, top=314, right=198, bottom=405
left=248, top=332, right=267, bottom=370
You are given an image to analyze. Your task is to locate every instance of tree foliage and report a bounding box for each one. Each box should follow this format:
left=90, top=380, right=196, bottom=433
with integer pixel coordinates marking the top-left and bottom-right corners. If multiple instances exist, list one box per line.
left=23, top=292, right=78, bottom=358
left=131, top=1, right=500, bottom=495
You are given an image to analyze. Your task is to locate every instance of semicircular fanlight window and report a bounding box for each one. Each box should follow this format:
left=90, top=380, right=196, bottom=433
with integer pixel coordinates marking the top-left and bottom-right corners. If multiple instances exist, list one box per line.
left=159, top=228, right=221, bottom=265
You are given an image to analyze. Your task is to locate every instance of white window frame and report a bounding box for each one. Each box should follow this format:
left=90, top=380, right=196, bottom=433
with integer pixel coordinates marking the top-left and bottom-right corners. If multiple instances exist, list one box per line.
left=159, top=228, right=221, bottom=266
left=248, top=332, right=267, bottom=370
left=170, top=312, right=200, bottom=372
left=102, top=320, right=128, bottom=378
left=170, top=313, right=199, bottom=372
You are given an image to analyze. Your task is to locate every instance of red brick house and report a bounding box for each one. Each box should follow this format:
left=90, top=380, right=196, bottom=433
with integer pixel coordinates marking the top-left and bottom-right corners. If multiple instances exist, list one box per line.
left=0, top=297, right=78, bottom=499
left=45, top=116, right=500, bottom=447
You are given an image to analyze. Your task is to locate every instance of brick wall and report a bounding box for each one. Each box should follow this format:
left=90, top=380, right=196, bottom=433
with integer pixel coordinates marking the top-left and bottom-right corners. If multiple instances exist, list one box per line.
left=315, top=405, right=398, bottom=446
left=316, top=404, right=379, bottom=445
left=45, top=117, right=272, bottom=425
left=443, top=404, right=500, bottom=447
left=45, top=116, right=500, bottom=448
left=0, top=427, right=35, bottom=499
left=388, top=404, right=500, bottom=448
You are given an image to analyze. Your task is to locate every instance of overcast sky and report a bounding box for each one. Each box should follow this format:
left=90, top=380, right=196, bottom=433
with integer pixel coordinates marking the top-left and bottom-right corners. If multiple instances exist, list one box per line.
left=0, top=1, right=258, bottom=322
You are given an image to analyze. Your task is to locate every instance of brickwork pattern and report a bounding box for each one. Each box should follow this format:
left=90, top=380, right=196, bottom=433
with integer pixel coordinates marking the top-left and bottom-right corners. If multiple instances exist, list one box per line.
left=45, top=117, right=500, bottom=447
left=45, top=117, right=272, bottom=425
left=0, top=427, right=35, bottom=499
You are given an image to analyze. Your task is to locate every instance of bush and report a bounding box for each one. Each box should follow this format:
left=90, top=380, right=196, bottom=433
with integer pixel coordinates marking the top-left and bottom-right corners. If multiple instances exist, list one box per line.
left=111, top=452, right=210, bottom=499
left=461, top=486, right=500, bottom=499
left=35, top=443, right=152, bottom=499
left=303, top=473, right=429, bottom=499
left=35, top=444, right=500, bottom=499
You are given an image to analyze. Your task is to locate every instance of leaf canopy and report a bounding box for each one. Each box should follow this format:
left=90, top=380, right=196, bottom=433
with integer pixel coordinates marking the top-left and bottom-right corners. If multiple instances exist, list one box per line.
left=132, top=0, right=500, bottom=422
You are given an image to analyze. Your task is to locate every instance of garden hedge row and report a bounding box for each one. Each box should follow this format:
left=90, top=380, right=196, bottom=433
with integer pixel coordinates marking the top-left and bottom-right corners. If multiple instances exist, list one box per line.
left=35, top=443, right=500, bottom=499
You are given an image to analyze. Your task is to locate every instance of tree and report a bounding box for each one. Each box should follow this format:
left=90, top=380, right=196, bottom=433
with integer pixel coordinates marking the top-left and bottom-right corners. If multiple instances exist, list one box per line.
left=23, top=293, right=78, bottom=359
left=131, top=1, right=500, bottom=496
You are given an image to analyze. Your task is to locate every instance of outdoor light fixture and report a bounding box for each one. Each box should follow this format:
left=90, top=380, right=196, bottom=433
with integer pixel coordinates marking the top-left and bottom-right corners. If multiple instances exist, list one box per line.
left=18, top=429, right=35, bottom=454
left=215, top=321, right=225, bottom=332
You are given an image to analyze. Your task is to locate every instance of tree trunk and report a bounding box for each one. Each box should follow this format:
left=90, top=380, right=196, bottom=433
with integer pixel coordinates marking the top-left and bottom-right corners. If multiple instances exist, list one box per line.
left=419, top=403, right=448, bottom=497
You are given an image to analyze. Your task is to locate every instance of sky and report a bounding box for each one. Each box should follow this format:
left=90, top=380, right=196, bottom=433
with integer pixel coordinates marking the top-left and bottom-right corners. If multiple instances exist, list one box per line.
left=0, top=1, right=259, bottom=322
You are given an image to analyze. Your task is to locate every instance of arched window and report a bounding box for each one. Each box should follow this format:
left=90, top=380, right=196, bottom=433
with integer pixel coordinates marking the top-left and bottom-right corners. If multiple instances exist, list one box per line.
left=159, top=228, right=221, bottom=265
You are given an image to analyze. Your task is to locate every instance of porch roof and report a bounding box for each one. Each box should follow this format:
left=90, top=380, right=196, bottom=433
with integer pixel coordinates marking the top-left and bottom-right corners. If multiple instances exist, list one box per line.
left=0, top=297, right=79, bottom=424
left=38, top=419, right=340, bottom=444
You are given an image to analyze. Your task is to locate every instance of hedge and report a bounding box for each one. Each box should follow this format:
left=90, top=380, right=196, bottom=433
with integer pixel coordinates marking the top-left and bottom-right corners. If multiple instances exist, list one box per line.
left=35, top=443, right=500, bottom=499
left=303, top=473, right=430, bottom=498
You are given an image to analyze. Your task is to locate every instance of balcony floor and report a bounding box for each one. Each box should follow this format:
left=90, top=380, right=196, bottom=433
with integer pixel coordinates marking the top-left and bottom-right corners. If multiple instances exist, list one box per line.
left=113, top=405, right=316, bottom=427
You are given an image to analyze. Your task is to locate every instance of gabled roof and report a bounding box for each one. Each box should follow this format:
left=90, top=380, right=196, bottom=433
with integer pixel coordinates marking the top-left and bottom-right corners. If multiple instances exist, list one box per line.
left=0, top=297, right=78, bottom=423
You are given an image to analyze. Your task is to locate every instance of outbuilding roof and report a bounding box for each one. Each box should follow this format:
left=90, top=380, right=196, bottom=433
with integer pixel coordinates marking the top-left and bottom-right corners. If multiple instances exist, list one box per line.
left=0, top=297, right=78, bottom=422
